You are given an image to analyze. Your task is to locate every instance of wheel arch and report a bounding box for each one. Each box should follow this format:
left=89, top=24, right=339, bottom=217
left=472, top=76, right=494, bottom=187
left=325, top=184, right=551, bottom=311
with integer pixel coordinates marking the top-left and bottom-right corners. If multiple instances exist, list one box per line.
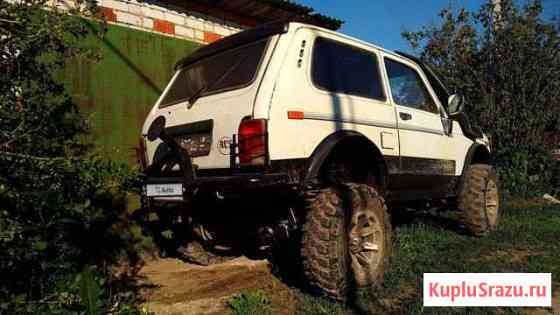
left=456, top=143, right=492, bottom=193
left=300, top=130, right=388, bottom=190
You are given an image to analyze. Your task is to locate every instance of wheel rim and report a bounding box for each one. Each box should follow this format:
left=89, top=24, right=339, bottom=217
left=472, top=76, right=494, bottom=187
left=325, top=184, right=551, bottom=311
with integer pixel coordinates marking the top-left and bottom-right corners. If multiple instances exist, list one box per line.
left=348, top=208, right=382, bottom=286
left=484, top=178, right=499, bottom=228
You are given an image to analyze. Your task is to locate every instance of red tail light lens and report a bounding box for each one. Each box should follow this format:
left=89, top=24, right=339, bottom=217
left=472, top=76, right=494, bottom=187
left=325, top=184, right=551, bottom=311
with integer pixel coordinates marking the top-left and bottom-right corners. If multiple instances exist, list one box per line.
left=238, top=118, right=267, bottom=166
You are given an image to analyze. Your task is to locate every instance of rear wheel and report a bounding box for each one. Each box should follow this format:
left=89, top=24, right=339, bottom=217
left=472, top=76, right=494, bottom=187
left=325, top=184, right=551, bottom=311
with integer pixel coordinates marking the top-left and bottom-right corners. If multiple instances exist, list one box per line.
left=301, top=183, right=391, bottom=301
left=458, top=164, right=500, bottom=236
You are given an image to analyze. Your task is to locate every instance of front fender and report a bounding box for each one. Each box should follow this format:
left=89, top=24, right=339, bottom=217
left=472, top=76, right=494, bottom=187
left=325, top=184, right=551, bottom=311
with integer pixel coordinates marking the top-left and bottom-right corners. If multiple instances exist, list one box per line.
left=456, top=143, right=492, bottom=193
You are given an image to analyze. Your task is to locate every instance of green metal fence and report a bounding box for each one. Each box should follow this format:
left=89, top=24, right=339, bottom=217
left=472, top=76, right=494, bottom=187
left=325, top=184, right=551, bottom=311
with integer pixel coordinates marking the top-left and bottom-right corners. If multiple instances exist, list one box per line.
left=64, top=22, right=200, bottom=163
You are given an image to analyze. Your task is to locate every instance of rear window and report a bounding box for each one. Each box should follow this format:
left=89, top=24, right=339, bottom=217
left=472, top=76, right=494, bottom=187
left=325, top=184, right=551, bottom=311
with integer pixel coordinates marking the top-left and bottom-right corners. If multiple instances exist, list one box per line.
left=311, top=37, right=385, bottom=101
left=159, top=39, right=269, bottom=108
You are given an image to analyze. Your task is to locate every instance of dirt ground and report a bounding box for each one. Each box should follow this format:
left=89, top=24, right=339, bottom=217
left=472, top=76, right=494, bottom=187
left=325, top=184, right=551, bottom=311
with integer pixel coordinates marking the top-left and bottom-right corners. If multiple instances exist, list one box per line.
left=139, top=256, right=298, bottom=315
left=139, top=256, right=560, bottom=315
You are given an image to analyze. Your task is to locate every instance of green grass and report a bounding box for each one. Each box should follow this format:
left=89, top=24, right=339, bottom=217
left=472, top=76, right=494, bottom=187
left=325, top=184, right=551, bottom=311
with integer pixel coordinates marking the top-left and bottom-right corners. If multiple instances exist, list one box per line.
left=229, top=289, right=273, bottom=315
left=297, top=199, right=560, bottom=314
left=296, top=295, right=351, bottom=315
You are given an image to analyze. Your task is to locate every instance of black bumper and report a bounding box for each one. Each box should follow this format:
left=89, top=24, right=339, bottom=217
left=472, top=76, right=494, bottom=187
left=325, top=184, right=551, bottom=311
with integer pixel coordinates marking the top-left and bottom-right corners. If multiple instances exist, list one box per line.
left=142, top=172, right=290, bottom=196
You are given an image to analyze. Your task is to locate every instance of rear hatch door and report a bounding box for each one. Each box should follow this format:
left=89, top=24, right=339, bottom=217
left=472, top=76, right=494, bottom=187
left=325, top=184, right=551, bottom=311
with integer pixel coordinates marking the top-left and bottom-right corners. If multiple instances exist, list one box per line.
left=143, top=35, right=275, bottom=170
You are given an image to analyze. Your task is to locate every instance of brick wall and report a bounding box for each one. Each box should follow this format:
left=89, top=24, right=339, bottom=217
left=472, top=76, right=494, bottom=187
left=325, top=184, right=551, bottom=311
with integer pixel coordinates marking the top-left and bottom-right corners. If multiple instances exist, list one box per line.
left=52, top=0, right=245, bottom=44
left=100, top=0, right=244, bottom=43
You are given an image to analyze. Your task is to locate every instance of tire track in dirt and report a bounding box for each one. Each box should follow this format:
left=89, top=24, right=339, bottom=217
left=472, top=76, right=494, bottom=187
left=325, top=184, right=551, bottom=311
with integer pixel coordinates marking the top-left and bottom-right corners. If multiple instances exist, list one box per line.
left=139, top=257, right=298, bottom=315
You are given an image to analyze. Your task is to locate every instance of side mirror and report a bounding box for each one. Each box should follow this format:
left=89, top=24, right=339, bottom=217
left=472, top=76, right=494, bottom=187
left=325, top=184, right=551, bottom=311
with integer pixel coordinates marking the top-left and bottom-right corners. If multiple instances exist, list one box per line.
left=448, top=94, right=464, bottom=116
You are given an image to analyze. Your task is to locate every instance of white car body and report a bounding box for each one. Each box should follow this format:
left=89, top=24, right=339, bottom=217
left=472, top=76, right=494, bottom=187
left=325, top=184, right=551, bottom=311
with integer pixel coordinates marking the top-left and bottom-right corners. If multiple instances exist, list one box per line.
left=140, top=22, right=491, bottom=201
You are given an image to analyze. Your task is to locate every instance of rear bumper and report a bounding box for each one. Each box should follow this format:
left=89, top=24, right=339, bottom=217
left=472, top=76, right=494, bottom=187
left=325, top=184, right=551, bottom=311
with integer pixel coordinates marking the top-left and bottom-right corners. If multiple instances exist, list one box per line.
left=143, top=172, right=290, bottom=193
left=139, top=171, right=292, bottom=207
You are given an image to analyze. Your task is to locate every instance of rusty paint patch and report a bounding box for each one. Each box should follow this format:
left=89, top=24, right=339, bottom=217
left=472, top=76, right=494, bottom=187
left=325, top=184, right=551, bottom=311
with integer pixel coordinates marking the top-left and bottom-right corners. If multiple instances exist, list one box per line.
left=204, top=31, right=222, bottom=43
left=99, top=6, right=117, bottom=22
left=153, top=19, right=175, bottom=35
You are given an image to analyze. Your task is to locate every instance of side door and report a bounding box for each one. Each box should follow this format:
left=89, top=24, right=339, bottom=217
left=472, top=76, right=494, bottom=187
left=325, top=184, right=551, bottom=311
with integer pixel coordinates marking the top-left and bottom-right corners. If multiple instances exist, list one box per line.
left=381, top=55, right=456, bottom=197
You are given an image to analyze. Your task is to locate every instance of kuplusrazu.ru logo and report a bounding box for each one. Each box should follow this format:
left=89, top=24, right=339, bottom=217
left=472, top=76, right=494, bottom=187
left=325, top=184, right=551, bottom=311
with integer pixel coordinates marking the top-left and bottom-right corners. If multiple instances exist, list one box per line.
left=423, top=273, right=551, bottom=307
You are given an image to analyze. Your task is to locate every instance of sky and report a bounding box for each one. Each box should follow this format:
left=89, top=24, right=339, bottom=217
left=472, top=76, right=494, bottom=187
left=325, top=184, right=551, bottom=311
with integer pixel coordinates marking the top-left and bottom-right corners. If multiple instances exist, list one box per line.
left=297, top=0, right=560, bottom=52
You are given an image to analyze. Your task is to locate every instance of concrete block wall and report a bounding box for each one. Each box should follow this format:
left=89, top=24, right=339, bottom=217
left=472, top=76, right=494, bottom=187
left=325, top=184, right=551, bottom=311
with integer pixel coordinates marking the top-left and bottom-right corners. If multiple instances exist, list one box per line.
left=94, top=0, right=245, bottom=43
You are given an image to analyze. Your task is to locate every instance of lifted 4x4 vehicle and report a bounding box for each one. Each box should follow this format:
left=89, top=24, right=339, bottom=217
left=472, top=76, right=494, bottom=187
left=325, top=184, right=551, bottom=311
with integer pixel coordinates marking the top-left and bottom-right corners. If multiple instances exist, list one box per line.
left=138, top=22, right=499, bottom=300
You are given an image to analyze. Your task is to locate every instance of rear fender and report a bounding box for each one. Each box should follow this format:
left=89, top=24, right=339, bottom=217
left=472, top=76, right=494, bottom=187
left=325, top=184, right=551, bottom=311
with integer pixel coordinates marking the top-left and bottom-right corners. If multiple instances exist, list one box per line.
left=300, top=130, right=386, bottom=190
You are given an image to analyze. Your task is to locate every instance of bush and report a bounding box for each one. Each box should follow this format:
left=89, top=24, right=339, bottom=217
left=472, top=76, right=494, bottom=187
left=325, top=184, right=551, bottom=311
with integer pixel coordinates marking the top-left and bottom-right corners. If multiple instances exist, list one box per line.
left=0, top=0, right=146, bottom=313
left=0, top=156, right=143, bottom=313
left=495, top=146, right=557, bottom=196
left=402, top=0, right=560, bottom=195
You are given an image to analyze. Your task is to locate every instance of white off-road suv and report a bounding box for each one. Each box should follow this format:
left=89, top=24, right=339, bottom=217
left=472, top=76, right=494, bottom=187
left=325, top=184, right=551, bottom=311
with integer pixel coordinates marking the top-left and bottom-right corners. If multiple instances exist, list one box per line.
left=138, top=22, right=499, bottom=300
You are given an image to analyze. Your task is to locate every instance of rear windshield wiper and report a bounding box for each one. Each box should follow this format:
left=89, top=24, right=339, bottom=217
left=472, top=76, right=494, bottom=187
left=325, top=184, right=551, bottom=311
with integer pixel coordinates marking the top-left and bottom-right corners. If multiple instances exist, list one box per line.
left=187, top=85, right=206, bottom=109
left=186, top=54, right=249, bottom=109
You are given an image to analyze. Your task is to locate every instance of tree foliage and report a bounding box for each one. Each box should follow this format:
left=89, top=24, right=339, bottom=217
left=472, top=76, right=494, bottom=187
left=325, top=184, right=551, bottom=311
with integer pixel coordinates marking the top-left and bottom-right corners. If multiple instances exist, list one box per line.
left=0, top=0, right=144, bottom=313
left=403, top=0, right=560, bottom=194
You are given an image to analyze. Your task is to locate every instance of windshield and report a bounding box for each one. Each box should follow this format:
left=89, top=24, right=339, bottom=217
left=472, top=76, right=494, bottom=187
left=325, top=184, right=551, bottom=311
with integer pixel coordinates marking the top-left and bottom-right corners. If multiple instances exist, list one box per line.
left=159, top=38, right=269, bottom=108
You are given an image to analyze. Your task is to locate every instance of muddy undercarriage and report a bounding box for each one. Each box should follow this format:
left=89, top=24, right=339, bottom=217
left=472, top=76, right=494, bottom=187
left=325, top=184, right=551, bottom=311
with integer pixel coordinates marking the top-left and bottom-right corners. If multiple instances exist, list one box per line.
left=140, top=187, right=303, bottom=263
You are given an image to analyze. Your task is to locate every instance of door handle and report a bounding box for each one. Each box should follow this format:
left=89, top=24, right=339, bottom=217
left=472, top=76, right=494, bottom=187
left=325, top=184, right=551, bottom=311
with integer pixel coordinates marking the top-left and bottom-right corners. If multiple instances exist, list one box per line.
left=399, top=112, right=412, bottom=120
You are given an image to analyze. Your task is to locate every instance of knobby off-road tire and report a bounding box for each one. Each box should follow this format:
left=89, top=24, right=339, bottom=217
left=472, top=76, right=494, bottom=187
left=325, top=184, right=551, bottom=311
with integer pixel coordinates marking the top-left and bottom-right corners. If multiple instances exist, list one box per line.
left=458, top=164, right=500, bottom=236
left=301, top=183, right=392, bottom=301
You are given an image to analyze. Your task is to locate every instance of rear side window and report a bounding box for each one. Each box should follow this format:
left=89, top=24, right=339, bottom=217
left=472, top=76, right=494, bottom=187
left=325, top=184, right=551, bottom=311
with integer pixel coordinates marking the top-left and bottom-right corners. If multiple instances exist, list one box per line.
left=159, top=39, right=269, bottom=108
left=311, top=37, right=385, bottom=101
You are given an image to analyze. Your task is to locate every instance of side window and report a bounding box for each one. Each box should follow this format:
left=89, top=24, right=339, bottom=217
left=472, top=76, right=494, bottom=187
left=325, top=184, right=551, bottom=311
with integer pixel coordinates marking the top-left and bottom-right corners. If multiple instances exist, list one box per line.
left=311, top=37, right=385, bottom=101
left=385, top=59, right=438, bottom=114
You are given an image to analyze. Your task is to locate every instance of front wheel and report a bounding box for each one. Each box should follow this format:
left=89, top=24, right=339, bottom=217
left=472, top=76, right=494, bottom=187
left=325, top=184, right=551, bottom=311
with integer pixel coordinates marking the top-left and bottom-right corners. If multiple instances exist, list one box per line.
left=458, top=164, right=500, bottom=236
left=301, top=183, right=392, bottom=301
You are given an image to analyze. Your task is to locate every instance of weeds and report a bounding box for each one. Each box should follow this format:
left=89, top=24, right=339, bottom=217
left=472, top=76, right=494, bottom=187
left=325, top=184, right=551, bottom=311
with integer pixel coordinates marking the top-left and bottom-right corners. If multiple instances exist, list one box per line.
left=229, top=289, right=272, bottom=315
left=297, top=295, right=350, bottom=315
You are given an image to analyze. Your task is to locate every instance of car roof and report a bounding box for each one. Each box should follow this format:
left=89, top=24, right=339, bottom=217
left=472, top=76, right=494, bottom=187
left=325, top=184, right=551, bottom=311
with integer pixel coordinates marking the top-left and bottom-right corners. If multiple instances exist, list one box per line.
left=286, top=22, right=413, bottom=63
left=174, top=21, right=416, bottom=70
left=175, top=21, right=289, bottom=70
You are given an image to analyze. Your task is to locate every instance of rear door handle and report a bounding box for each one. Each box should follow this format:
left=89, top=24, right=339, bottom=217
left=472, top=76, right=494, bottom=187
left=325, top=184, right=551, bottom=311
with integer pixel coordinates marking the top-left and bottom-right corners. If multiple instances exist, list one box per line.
left=399, top=112, right=412, bottom=120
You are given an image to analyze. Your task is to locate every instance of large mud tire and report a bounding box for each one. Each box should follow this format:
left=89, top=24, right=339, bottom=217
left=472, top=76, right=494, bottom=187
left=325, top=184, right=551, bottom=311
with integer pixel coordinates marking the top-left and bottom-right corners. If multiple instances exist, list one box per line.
left=301, top=183, right=391, bottom=301
left=458, top=164, right=500, bottom=236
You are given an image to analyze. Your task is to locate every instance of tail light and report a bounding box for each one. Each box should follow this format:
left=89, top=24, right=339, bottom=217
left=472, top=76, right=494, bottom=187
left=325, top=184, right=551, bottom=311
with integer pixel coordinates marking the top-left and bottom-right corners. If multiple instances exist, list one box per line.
left=136, top=136, right=148, bottom=170
left=238, top=118, right=267, bottom=167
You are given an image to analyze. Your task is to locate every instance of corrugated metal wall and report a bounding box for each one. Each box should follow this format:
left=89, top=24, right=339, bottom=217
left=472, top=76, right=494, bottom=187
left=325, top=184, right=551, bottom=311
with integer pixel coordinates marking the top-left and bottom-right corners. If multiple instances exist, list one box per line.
left=64, top=21, right=200, bottom=163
